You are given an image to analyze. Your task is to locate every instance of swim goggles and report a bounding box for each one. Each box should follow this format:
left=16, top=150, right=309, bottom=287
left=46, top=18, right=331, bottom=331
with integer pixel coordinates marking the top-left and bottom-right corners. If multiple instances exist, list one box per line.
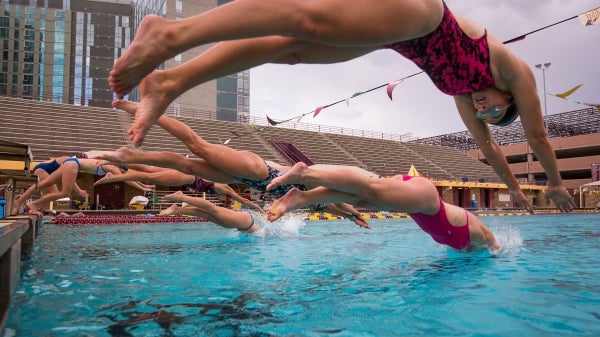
left=475, top=103, right=513, bottom=120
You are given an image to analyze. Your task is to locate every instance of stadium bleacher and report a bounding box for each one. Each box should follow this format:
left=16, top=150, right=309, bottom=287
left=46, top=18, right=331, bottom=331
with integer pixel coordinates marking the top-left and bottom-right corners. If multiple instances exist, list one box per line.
left=0, top=95, right=503, bottom=183
left=411, top=107, right=599, bottom=150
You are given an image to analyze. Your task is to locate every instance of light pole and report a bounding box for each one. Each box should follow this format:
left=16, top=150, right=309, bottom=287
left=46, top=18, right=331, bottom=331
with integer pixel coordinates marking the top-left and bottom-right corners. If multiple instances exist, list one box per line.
left=535, top=62, right=551, bottom=134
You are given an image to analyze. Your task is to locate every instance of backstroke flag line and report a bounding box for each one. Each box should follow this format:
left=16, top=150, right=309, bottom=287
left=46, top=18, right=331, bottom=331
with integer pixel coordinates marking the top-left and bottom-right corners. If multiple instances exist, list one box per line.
left=545, top=84, right=600, bottom=111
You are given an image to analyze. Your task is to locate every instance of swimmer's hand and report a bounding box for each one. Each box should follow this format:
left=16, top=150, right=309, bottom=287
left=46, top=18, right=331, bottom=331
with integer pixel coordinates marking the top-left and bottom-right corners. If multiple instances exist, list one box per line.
left=350, top=213, right=370, bottom=229
left=78, top=190, right=90, bottom=199
left=509, top=188, right=534, bottom=214
left=544, top=185, right=575, bottom=213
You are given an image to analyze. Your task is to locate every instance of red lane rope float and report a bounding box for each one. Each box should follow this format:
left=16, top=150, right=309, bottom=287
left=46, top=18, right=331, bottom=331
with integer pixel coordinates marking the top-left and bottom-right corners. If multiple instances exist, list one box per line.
left=50, top=215, right=208, bottom=225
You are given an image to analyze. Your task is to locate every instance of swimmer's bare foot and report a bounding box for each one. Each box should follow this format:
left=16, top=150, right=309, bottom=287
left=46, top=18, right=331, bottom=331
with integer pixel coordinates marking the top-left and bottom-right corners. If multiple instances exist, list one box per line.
left=25, top=202, right=43, bottom=216
left=94, top=147, right=133, bottom=164
left=159, top=203, right=179, bottom=216
left=94, top=172, right=116, bottom=186
left=267, top=188, right=305, bottom=222
left=163, top=191, right=185, bottom=203
left=112, top=99, right=140, bottom=117
left=127, top=71, right=175, bottom=147
left=109, top=15, right=178, bottom=97
left=266, top=162, right=309, bottom=191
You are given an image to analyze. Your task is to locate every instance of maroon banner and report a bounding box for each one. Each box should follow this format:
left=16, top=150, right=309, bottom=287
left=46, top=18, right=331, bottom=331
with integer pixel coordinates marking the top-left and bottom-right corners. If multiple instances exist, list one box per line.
left=592, top=163, right=600, bottom=182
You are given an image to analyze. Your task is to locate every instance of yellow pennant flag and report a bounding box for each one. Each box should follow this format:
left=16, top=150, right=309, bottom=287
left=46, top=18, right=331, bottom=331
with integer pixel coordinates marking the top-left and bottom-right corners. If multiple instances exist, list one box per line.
left=579, top=7, right=600, bottom=26
left=555, top=84, right=583, bottom=99
left=407, top=164, right=420, bottom=177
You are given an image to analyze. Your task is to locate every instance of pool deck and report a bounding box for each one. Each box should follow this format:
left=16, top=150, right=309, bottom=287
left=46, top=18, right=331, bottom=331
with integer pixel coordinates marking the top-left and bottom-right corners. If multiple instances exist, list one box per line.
left=0, top=214, right=40, bottom=332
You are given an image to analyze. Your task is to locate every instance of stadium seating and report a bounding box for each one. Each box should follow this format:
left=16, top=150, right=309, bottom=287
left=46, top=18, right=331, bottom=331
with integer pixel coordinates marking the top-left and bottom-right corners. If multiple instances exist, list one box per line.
left=0, top=95, right=502, bottom=183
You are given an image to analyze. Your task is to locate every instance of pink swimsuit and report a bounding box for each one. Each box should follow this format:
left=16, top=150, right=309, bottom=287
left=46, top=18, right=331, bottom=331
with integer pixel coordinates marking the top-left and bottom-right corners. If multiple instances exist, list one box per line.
left=403, top=175, right=471, bottom=250
left=383, top=3, right=495, bottom=96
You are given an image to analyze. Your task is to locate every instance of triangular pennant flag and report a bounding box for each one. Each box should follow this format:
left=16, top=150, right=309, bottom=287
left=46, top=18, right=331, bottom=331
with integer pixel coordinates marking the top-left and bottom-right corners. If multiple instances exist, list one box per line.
left=313, top=106, right=324, bottom=118
left=345, top=92, right=366, bottom=106
left=556, top=84, right=583, bottom=99
left=503, top=35, right=526, bottom=44
left=579, top=7, right=600, bottom=26
left=386, top=79, right=404, bottom=100
left=407, top=164, right=420, bottom=177
left=266, top=115, right=278, bottom=126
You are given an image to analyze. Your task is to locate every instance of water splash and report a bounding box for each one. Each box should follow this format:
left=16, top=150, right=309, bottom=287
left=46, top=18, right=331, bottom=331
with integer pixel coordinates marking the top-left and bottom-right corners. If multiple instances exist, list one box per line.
left=252, top=211, right=306, bottom=238
left=491, top=225, right=523, bottom=254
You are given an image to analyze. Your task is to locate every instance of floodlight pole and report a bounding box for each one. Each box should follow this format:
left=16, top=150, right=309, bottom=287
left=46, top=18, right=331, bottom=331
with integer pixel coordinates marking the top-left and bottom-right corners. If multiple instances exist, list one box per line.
left=535, top=62, right=551, bottom=135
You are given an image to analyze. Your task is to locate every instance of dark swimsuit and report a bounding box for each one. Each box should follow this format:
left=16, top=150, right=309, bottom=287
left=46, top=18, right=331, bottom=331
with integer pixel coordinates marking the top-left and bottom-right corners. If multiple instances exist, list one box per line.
left=235, top=161, right=307, bottom=197
left=237, top=212, right=255, bottom=232
left=33, top=159, right=60, bottom=174
left=383, top=3, right=495, bottom=96
left=62, top=157, right=81, bottom=170
left=185, top=177, right=217, bottom=194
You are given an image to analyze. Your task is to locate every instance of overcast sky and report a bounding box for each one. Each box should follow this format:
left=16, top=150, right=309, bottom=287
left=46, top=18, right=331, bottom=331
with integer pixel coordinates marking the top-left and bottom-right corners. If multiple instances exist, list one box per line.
left=249, top=0, right=600, bottom=139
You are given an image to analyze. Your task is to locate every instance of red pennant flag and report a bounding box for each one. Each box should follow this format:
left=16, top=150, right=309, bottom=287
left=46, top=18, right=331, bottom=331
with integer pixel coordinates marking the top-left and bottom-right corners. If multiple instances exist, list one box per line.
left=313, top=106, right=324, bottom=118
left=503, top=35, right=526, bottom=44
left=386, top=79, right=404, bottom=100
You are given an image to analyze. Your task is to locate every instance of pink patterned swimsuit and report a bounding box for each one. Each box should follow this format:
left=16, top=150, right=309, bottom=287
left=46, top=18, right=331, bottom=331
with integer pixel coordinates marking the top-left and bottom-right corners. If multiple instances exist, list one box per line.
left=383, top=3, right=495, bottom=96
left=403, top=175, right=471, bottom=250
left=185, top=177, right=217, bottom=194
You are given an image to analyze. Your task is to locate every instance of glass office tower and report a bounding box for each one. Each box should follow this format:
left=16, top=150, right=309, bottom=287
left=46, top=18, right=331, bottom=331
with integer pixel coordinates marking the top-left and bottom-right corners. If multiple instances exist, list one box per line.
left=1, top=0, right=249, bottom=122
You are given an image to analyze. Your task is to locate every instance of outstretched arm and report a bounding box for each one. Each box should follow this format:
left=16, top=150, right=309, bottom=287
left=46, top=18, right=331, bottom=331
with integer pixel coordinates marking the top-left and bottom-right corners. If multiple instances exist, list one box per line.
left=100, top=164, right=154, bottom=192
left=326, top=203, right=370, bottom=229
left=214, top=183, right=264, bottom=213
left=163, top=191, right=256, bottom=231
left=507, top=64, right=574, bottom=212
left=72, top=182, right=89, bottom=199
left=455, top=96, right=534, bottom=213
left=95, top=167, right=194, bottom=188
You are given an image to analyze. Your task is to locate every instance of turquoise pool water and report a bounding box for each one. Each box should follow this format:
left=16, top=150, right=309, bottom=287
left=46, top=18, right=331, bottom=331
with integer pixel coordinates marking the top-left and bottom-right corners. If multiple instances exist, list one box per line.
left=4, top=213, right=600, bottom=336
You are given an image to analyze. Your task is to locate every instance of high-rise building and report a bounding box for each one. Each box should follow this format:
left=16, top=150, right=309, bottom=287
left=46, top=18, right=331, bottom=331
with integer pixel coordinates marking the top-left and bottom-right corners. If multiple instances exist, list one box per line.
left=1, top=0, right=130, bottom=106
left=1, top=0, right=249, bottom=122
